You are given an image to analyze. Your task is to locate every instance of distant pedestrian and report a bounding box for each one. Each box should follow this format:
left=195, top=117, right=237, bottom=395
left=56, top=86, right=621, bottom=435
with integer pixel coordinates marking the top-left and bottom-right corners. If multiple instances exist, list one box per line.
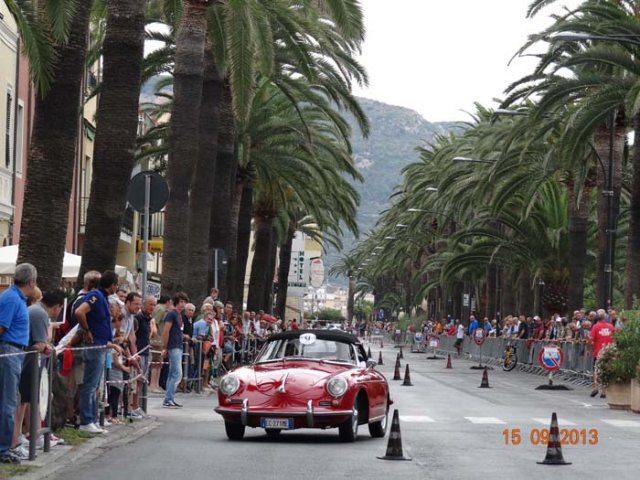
left=455, top=322, right=464, bottom=356
left=162, top=292, right=189, bottom=408
left=0, top=264, right=38, bottom=464
left=590, top=310, right=615, bottom=399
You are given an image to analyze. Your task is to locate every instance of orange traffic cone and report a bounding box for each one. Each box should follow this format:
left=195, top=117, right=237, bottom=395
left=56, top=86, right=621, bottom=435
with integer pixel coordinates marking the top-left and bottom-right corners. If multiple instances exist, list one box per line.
left=378, top=351, right=384, bottom=366
left=377, top=409, right=411, bottom=461
left=537, top=412, right=571, bottom=465
left=401, top=364, right=413, bottom=386
left=479, top=367, right=491, bottom=388
left=446, top=353, right=452, bottom=369
left=393, top=356, right=402, bottom=381
left=399, top=347, right=404, bottom=359
left=367, top=346, right=372, bottom=359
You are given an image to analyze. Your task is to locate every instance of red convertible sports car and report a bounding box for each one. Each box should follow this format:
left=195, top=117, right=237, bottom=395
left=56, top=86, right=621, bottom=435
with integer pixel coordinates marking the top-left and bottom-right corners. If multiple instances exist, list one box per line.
left=214, top=330, right=391, bottom=442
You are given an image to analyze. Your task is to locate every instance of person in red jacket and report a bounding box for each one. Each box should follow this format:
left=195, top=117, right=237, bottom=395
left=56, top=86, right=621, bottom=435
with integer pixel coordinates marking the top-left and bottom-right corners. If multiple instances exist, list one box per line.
left=589, top=309, right=615, bottom=398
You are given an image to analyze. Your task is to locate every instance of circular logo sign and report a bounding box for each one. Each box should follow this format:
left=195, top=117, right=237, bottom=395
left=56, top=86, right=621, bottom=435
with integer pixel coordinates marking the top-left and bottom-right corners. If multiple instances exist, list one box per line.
left=473, top=328, right=485, bottom=346
left=414, top=332, right=423, bottom=342
left=538, top=345, right=564, bottom=372
left=299, top=333, right=317, bottom=345
left=428, top=335, right=440, bottom=348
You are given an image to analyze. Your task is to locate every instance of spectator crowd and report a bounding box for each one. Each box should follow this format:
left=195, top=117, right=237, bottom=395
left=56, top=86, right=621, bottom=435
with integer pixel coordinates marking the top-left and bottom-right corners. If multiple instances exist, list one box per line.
left=0, top=265, right=303, bottom=465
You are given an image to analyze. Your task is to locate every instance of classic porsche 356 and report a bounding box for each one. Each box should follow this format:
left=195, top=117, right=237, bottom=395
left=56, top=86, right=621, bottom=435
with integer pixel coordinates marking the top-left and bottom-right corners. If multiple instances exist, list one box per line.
left=214, top=330, right=391, bottom=442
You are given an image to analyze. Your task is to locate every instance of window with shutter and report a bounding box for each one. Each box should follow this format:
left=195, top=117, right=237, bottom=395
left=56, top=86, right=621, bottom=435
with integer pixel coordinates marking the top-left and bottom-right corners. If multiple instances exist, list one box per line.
left=5, top=91, right=12, bottom=168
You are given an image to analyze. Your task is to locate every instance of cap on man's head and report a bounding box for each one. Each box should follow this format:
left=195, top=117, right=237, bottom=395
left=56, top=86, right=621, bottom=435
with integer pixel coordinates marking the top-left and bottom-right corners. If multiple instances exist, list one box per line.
left=533, top=315, right=541, bottom=321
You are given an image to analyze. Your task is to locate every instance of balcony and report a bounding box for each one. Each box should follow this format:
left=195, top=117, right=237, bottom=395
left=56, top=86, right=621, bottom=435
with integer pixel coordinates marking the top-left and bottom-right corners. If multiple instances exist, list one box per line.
left=78, top=197, right=135, bottom=238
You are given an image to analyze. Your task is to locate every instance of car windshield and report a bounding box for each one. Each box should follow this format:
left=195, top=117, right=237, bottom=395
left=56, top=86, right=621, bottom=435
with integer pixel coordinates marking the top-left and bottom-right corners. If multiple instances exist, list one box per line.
left=255, top=337, right=356, bottom=365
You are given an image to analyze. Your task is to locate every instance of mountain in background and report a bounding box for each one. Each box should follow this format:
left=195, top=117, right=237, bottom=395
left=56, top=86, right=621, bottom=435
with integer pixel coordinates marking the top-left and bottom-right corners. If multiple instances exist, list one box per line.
left=324, top=98, right=463, bottom=282
left=140, top=78, right=463, bottom=283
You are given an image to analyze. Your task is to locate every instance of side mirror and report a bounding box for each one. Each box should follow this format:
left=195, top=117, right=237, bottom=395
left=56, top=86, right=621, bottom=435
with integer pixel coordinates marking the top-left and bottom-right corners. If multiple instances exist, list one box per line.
left=366, top=359, right=377, bottom=370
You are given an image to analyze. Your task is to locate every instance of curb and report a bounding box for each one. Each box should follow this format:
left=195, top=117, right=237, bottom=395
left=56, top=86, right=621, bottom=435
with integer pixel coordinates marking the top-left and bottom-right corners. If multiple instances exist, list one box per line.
left=15, top=420, right=160, bottom=480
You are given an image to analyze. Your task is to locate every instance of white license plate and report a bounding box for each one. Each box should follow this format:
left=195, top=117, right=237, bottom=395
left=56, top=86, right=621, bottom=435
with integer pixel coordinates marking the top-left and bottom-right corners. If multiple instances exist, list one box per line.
left=260, top=417, right=293, bottom=429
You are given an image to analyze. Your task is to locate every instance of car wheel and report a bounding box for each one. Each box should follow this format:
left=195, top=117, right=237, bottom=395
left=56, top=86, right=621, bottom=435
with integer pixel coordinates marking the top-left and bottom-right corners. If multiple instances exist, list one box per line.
left=224, top=421, right=245, bottom=441
left=338, top=404, right=359, bottom=442
left=368, top=405, right=388, bottom=438
left=265, top=428, right=281, bottom=438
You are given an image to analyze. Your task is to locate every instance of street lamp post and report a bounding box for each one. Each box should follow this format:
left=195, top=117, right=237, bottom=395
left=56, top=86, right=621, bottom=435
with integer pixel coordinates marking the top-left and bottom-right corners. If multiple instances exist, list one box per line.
left=604, top=110, right=616, bottom=309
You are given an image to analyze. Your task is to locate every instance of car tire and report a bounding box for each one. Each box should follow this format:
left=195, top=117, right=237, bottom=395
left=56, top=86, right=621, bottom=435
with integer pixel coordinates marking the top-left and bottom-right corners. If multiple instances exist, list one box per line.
left=368, top=405, right=388, bottom=438
left=265, top=428, right=281, bottom=438
left=338, top=404, right=359, bottom=442
left=224, top=421, right=245, bottom=441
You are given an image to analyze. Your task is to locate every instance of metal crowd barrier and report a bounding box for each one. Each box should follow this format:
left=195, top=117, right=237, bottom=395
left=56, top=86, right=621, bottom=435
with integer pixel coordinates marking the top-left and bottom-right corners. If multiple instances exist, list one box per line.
left=430, top=335, right=594, bottom=380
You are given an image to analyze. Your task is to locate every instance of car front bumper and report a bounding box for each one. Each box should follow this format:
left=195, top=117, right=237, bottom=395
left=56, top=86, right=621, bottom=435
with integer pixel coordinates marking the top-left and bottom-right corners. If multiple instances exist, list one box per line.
left=215, top=399, right=353, bottom=429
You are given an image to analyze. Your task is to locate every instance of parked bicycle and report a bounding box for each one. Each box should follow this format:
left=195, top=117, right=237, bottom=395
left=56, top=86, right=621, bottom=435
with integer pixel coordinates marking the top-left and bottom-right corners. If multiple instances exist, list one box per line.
left=502, top=342, right=518, bottom=371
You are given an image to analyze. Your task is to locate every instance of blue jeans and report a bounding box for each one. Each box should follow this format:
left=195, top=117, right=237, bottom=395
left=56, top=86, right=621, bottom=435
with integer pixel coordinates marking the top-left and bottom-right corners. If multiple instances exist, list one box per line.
left=80, top=347, right=107, bottom=426
left=0, top=344, right=24, bottom=454
left=164, top=348, right=182, bottom=403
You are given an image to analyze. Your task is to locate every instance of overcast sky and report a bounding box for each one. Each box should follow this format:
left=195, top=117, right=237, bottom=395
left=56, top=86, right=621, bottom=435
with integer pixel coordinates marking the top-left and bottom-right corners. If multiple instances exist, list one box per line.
left=352, top=0, right=579, bottom=122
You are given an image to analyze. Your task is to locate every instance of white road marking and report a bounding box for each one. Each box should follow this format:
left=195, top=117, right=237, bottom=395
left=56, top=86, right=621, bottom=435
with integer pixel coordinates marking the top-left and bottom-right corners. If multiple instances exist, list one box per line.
left=399, top=415, right=435, bottom=423
left=532, top=418, right=576, bottom=426
left=601, top=419, right=640, bottom=428
left=465, top=417, right=505, bottom=424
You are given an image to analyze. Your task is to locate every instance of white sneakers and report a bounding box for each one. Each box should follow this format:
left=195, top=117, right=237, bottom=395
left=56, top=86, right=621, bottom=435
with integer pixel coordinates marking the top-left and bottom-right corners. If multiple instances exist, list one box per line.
left=79, top=423, right=106, bottom=434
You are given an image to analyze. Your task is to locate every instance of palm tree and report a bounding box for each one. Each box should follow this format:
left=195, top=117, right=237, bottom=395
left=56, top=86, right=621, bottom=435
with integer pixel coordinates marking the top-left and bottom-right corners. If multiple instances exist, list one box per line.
left=17, top=0, right=93, bottom=291
left=77, top=0, right=149, bottom=282
left=162, top=0, right=211, bottom=295
left=183, top=43, right=223, bottom=307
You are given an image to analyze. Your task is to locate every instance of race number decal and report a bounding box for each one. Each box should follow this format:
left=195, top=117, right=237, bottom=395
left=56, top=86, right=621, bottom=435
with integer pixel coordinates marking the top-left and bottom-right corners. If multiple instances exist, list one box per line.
left=300, top=333, right=317, bottom=345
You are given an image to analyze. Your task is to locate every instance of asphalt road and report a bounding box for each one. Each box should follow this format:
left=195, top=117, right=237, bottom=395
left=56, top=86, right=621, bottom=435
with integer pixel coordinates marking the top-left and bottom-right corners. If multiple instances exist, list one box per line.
left=51, top=342, right=640, bottom=480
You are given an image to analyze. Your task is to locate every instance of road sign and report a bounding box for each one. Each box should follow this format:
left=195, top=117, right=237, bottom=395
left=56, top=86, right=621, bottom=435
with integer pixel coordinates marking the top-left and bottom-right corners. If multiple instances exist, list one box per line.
left=473, top=328, right=485, bottom=346
left=127, top=171, right=169, bottom=214
left=463, top=293, right=470, bottom=307
left=538, top=345, right=564, bottom=372
left=414, top=332, right=423, bottom=343
left=428, top=335, right=440, bottom=348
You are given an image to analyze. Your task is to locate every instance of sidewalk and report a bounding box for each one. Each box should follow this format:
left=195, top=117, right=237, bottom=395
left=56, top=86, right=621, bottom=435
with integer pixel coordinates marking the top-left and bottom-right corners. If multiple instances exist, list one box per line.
left=4, top=416, right=160, bottom=480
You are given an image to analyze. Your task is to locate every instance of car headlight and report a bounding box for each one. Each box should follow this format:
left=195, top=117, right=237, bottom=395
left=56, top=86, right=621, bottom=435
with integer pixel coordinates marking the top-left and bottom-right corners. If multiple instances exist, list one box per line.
left=220, top=375, right=240, bottom=396
left=326, top=377, right=348, bottom=398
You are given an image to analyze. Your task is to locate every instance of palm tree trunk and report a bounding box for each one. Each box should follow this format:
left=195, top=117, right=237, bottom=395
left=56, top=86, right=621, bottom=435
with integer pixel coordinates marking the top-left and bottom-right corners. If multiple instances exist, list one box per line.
left=208, top=84, right=236, bottom=300
left=594, top=119, right=624, bottom=308
left=502, top=270, right=517, bottom=316
left=225, top=175, right=244, bottom=306
left=247, top=213, right=273, bottom=311
left=348, top=275, right=356, bottom=324
left=77, top=0, right=147, bottom=283
left=234, top=182, right=253, bottom=305
left=162, top=0, right=209, bottom=295
left=486, top=264, right=497, bottom=320
left=263, top=226, right=279, bottom=313
left=567, top=179, right=593, bottom=313
left=184, top=46, right=223, bottom=307
left=17, top=1, right=92, bottom=291
left=625, top=113, right=640, bottom=309
left=517, top=271, right=534, bottom=315
left=275, top=227, right=295, bottom=319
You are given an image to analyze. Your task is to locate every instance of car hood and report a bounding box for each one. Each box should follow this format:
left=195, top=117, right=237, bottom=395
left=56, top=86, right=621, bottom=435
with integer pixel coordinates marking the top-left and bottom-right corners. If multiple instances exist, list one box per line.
left=249, top=360, right=352, bottom=397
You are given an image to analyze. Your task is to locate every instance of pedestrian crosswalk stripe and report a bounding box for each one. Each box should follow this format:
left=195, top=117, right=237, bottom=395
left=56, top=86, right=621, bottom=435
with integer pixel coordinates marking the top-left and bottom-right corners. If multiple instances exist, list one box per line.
left=532, top=418, right=576, bottom=426
left=465, top=417, right=505, bottom=424
left=400, top=415, right=435, bottom=423
left=601, top=419, right=640, bottom=428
